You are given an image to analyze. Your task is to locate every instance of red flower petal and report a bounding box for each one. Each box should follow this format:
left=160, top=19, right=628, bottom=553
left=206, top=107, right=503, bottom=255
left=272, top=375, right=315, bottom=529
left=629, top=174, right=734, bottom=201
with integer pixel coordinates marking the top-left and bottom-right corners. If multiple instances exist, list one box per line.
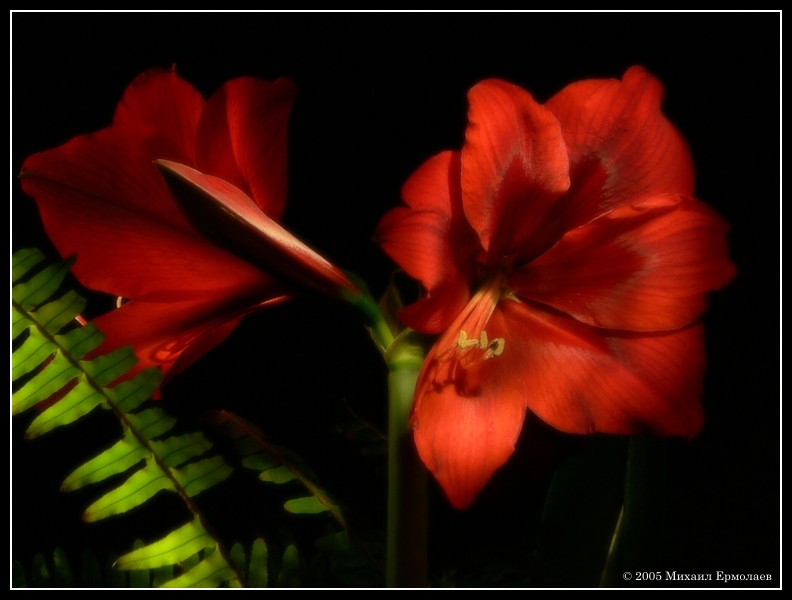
left=112, top=69, right=204, bottom=165
left=413, top=295, right=707, bottom=508
left=156, top=160, right=357, bottom=297
left=376, top=151, right=478, bottom=332
left=196, top=77, right=297, bottom=220
left=93, top=294, right=288, bottom=384
left=21, top=133, right=269, bottom=301
left=411, top=282, right=521, bottom=509
left=510, top=194, right=736, bottom=331
left=397, top=283, right=471, bottom=334
left=493, top=300, right=705, bottom=439
left=461, top=79, right=570, bottom=256
left=545, top=66, right=695, bottom=232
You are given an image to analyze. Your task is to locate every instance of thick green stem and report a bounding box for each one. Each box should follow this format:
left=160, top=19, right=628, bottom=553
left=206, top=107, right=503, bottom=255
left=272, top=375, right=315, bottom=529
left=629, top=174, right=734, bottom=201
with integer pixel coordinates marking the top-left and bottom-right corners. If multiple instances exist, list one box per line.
left=386, top=341, right=426, bottom=587
left=343, top=284, right=428, bottom=587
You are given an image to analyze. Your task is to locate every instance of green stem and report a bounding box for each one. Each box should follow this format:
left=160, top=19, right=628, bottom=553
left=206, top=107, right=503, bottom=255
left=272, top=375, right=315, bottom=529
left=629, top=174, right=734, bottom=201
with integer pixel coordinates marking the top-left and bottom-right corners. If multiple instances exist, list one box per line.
left=386, top=340, right=426, bottom=588
left=345, top=289, right=395, bottom=350
left=343, top=283, right=428, bottom=586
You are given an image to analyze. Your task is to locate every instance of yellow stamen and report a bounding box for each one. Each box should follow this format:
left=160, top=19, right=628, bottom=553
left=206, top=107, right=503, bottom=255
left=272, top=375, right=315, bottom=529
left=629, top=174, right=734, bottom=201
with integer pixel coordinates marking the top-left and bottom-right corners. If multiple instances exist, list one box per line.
left=455, top=329, right=505, bottom=361
left=456, top=330, right=481, bottom=349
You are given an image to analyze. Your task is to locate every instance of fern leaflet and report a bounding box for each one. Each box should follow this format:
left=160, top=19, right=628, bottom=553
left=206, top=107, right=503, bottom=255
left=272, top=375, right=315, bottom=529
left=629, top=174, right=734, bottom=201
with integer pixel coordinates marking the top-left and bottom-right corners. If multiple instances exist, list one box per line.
left=12, top=248, right=243, bottom=587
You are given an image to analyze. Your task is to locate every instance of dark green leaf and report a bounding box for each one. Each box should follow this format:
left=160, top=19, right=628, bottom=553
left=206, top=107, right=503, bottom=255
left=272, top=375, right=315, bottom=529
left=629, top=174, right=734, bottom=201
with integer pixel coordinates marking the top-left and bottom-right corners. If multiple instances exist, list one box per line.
left=284, top=496, right=330, bottom=515
left=248, top=539, right=269, bottom=588
left=176, top=456, right=233, bottom=497
left=277, top=544, right=301, bottom=588
left=529, top=436, right=627, bottom=587
left=109, top=369, right=162, bottom=413
left=12, top=560, right=26, bottom=588
left=52, top=547, right=74, bottom=586
left=241, top=453, right=278, bottom=471
left=259, top=465, right=297, bottom=484
left=151, top=433, right=213, bottom=469
left=12, top=247, right=46, bottom=283
left=13, top=259, right=72, bottom=309
left=160, top=549, right=239, bottom=588
left=126, top=408, right=176, bottom=440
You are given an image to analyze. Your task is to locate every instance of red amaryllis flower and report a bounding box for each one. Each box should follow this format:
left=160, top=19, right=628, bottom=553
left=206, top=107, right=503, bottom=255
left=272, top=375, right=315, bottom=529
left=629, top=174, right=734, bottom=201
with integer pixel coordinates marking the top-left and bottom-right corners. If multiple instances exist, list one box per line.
left=377, top=67, right=735, bottom=509
left=21, top=69, right=355, bottom=385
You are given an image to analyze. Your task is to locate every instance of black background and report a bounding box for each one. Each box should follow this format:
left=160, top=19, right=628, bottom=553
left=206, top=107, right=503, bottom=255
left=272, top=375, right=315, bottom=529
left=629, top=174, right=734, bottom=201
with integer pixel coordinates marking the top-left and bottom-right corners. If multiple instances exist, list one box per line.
left=11, top=12, right=780, bottom=587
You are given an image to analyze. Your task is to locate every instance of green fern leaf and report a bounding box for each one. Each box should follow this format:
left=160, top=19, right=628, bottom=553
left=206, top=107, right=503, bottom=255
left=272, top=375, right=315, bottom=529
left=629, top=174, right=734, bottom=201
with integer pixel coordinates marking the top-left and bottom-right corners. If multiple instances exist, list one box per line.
left=125, top=407, right=177, bottom=440
left=115, top=519, right=215, bottom=571
left=175, top=456, right=233, bottom=497
left=83, top=461, right=175, bottom=522
left=12, top=351, right=80, bottom=414
left=14, top=255, right=73, bottom=307
left=35, top=289, right=85, bottom=333
left=108, top=370, right=164, bottom=412
left=12, top=323, right=53, bottom=379
left=248, top=539, right=269, bottom=588
left=283, top=496, right=330, bottom=515
left=151, top=433, right=214, bottom=469
left=215, top=410, right=347, bottom=529
left=12, top=560, right=27, bottom=588
left=12, top=249, right=243, bottom=587
left=27, top=379, right=104, bottom=438
left=82, top=346, right=138, bottom=386
left=160, top=548, right=240, bottom=588
left=152, top=565, right=176, bottom=587
left=12, top=247, right=46, bottom=281
left=259, top=465, right=298, bottom=484
left=62, top=430, right=149, bottom=491
left=58, top=323, right=105, bottom=359
left=52, top=547, right=75, bottom=586
left=277, top=544, right=301, bottom=587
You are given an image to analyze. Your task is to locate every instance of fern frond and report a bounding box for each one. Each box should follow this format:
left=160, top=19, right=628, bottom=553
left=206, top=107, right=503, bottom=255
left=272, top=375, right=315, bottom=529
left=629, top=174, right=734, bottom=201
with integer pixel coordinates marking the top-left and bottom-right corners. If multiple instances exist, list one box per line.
left=12, top=249, right=242, bottom=587
left=13, top=538, right=275, bottom=588
left=212, top=410, right=347, bottom=528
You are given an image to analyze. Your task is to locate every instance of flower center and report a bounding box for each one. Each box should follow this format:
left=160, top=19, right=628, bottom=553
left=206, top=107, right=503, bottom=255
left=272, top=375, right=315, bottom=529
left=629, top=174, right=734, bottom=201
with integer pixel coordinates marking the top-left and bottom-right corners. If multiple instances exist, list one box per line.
left=455, top=329, right=505, bottom=361
left=439, top=274, right=508, bottom=372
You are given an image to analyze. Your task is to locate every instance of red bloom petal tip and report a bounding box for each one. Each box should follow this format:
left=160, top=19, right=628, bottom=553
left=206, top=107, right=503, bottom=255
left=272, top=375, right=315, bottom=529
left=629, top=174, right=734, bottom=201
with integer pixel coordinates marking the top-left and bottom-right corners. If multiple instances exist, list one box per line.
left=156, top=160, right=358, bottom=298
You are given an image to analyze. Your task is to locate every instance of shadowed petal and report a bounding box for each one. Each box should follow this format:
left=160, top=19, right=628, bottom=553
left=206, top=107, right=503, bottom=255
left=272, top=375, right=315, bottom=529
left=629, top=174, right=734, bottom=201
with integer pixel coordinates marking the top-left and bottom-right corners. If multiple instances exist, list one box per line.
left=196, top=77, right=297, bottom=220
left=462, top=79, right=569, bottom=256
left=413, top=293, right=708, bottom=509
left=21, top=133, right=269, bottom=301
left=94, top=294, right=288, bottom=384
left=511, top=194, right=736, bottom=331
left=545, top=66, right=695, bottom=232
left=156, top=160, right=357, bottom=297
left=112, top=68, right=204, bottom=164
left=377, top=151, right=478, bottom=333
left=494, top=300, right=706, bottom=440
